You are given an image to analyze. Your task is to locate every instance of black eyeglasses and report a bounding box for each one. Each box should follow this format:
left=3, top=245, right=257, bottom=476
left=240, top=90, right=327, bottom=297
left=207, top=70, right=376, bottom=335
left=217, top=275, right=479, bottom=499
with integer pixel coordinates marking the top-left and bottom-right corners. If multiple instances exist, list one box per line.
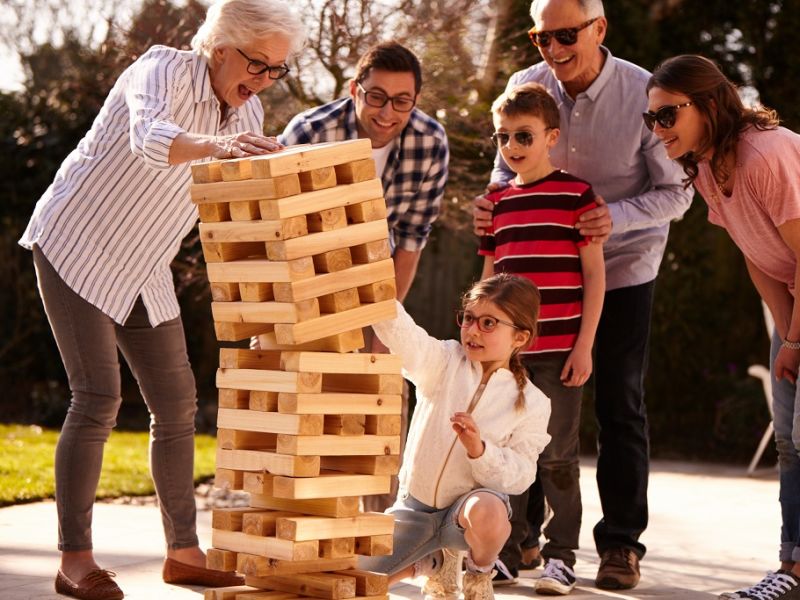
left=456, top=310, right=519, bottom=333
left=528, top=17, right=599, bottom=48
left=490, top=129, right=551, bottom=147
left=236, top=48, right=290, bottom=80
left=642, top=102, right=693, bottom=131
left=357, top=83, right=416, bottom=113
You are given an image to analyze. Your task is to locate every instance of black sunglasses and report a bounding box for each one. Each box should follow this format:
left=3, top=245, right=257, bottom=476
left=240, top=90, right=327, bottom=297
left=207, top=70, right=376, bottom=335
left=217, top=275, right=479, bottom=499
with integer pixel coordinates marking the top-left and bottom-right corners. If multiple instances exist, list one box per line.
left=528, top=17, right=599, bottom=48
left=642, top=101, right=693, bottom=131
left=236, top=48, right=290, bottom=80
left=357, top=83, right=416, bottom=113
left=490, top=129, right=552, bottom=147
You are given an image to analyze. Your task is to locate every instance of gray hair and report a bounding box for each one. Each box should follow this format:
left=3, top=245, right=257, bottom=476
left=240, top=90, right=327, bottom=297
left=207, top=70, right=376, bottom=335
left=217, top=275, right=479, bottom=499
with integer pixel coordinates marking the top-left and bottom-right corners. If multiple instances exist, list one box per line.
left=530, top=0, right=605, bottom=21
left=191, top=0, right=306, bottom=61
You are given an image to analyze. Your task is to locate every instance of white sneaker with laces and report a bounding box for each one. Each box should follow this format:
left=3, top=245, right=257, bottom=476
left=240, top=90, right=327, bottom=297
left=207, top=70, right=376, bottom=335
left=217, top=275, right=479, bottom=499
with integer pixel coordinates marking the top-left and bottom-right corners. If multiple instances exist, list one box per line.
left=535, top=559, right=577, bottom=596
left=719, top=571, right=800, bottom=600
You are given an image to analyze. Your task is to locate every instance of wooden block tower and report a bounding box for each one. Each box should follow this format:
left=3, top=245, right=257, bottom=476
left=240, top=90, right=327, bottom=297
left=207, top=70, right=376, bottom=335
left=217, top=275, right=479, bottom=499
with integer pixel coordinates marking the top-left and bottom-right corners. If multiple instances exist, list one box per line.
left=190, top=140, right=401, bottom=600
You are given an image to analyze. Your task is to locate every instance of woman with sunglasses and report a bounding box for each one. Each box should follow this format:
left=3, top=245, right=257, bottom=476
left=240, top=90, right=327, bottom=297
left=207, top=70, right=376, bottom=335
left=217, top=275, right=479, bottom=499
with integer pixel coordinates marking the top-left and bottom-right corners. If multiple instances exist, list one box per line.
left=359, top=273, right=551, bottom=600
left=647, top=54, right=800, bottom=600
left=18, top=2, right=304, bottom=599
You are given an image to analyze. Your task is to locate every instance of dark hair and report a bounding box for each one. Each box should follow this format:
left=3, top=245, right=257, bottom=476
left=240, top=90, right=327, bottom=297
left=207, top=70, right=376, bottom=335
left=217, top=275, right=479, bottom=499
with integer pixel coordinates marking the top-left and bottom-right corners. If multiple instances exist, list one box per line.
left=462, top=273, right=541, bottom=411
left=647, top=54, right=779, bottom=187
left=491, top=82, right=560, bottom=130
left=354, top=41, right=422, bottom=94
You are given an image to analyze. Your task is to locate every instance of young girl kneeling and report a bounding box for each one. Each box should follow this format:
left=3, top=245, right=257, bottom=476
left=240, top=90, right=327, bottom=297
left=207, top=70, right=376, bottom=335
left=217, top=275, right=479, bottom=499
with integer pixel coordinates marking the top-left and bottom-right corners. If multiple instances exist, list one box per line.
left=362, top=273, right=552, bottom=600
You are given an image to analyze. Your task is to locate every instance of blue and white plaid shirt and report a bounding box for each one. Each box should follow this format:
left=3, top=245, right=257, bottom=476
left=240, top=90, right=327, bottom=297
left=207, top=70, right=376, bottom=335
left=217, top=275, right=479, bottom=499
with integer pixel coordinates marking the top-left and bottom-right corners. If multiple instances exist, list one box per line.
left=280, top=98, right=449, bottom=252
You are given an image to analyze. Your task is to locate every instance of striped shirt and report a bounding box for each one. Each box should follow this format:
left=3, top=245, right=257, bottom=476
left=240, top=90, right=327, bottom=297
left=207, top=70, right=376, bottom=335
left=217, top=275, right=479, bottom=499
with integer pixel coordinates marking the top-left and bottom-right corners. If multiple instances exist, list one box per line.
left=479, top=170, right=597, bottom=357
left=19, top=46, right=263, bottom=326
left=279, top=97, right=449, bottom=252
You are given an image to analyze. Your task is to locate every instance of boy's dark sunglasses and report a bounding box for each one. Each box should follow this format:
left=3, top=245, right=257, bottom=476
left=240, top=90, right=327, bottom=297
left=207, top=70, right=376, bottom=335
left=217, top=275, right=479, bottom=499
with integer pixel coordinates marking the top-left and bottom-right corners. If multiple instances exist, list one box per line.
left=456, top=310, right=519, bottom=333
left=491, top=129, right=552, bottom=147
left=236, top=48, right=290, bottom=80
left=528, top=17, right=599, bottom=48
left=642, top=101, right=693, bottom=131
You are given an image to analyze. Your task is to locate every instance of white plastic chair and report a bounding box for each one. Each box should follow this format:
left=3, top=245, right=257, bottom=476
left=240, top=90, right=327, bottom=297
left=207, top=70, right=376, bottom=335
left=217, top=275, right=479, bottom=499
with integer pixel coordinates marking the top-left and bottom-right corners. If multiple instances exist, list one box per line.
left=746, top=301, right=775, bottom=476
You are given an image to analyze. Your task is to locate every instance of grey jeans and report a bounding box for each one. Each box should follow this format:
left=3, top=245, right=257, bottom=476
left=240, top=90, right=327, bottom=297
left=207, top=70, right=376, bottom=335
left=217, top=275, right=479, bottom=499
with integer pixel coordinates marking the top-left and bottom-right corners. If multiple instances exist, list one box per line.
left=33, top=246, right=199, bottom=551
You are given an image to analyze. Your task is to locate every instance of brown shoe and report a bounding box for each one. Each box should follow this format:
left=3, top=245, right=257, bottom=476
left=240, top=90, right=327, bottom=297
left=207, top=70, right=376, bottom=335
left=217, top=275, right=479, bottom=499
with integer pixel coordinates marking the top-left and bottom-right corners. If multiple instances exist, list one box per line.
left=55, top=569, right=124, bottom=600
left=162, top=557, right=244, bottom=587
left=595, top=548, right=640, bottom=590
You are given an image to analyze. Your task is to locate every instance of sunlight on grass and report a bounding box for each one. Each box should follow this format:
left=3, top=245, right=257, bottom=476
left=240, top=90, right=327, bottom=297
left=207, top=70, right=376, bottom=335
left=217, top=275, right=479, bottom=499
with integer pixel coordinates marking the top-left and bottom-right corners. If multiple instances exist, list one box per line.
left=0, top=424, right=216, bottom=507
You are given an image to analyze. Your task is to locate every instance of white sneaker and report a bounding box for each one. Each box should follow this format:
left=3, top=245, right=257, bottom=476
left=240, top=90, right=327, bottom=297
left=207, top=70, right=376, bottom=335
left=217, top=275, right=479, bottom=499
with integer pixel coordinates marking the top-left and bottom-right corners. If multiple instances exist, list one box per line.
left=719, top=571, right=800, bottom=599
left=535, top=559, right=577, bottom=596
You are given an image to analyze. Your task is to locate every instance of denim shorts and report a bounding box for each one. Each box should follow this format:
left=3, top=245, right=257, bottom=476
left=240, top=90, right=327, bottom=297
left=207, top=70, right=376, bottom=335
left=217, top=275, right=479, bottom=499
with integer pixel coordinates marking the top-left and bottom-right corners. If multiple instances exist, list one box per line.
left=359, top=488, right=512, bottom=575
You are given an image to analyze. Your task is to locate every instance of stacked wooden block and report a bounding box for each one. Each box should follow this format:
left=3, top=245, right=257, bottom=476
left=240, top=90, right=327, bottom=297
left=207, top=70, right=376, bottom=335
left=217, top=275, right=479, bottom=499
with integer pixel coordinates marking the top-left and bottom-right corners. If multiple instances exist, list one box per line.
left=190, top=140, right=401, bottom=600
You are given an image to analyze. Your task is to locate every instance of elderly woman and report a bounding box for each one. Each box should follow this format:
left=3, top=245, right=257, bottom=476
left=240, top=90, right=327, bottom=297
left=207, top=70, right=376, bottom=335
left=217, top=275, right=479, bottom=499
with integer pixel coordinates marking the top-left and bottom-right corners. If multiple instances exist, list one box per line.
left=646, top=55, right=800, bottom=600
left=18, top=1, right=305, bottom=598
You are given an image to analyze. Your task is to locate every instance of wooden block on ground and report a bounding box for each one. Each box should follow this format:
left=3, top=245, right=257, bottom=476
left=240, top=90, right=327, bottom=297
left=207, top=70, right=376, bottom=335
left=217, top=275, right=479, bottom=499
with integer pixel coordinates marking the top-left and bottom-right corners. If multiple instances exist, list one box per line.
left=212, top=298, right=320, bottom=325
left=350, top=240, right=391, bottom=264
left=355, top=535, right=393, bottom=556
left=215, top=322, right=273, bottom=342
left=215, top=468, right=245, bottom=490
left=212, top=529, right=318, bottom=561
left=307, top=207, right=347, bottom=232
left=278, top=393, right=401, bottom=416
left=276, top=434, right=400, bottom=457
left=203, top=585, right=262, bottom=600
left=259, top=180, right=383, bottom=220
left=212, top=282, right=242, bottom=302
left=217, top=369, right=322, bottom=394
left=191, top=174, right=301, bottom=203
left=217, top=448, right=320, bottom=477
left=257, top=330, right=364, bottom=354
left=345, top=199, right=387, bottom=225
left=312, top=248, right=353, bottom=274
left=235, top=592, right=299, bottom=600
left=213, top=507, right=266, bottom=532
left=243, top=511, right=301, bottom=537
left=280, top=352, right=401, bottom=375
left=334, top=159, right=376, bottom=184
left=323, top=373, right=403, bottom=395
left=239, top=556, right=357, bottom=578
left=218, top=428, right=277, bottom=450
left=272, top=260, right=394, bottom=303
left=320, top=455, right=400, bottom=476
left=318, top=289, right=360, bottom=314
left=246, top=140, right=372, bottom=178
left=249, top=493, right=359, bottom=518
left=250, top=390, right=279, bottom=412
left=218, top=408, right=324, bottom=436
left=324, top=414, right=366, bottom=436
left=272, top=473, right=390, bottom=500
left=203, top=241, right=265, bottom=263
left=320, top=538, right=355, bottom=559
left=299, top=166, right=338, bottom=192
left=243, top=572, right=356, bottom=600
left=207, top=257, right=315, bottom=284
left=219, top=388, right=250, bottom=409
left=198, top=203, right=231, bottom=223
left=240, top=282, right=274, bottom=302
left=192, top=161, right=223, bottom=183
left=365, top=415, right=401, bottom=436
left=332, top=570, right=388, bottom=596
left=276, top=513, right=394, bottom=542
left=200, top=216, right=308, bottom=243
left=274, top=301, right=396, bottom=346
left=267, top=221, right=388, bottom=262
left=207, top=548, right=238, bottom=572
left=357, top=279, right=396, bottom=304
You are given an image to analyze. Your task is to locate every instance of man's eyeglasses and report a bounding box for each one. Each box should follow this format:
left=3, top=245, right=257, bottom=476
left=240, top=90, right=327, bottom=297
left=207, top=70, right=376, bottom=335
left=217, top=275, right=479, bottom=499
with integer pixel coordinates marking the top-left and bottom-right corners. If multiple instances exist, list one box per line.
left=357, top=83, right=416, bottom=113
left=456, top=310, right=519, bottom=333
left=642, top=102, right=693, bottom=131
left=236, top=48, right=290, bottom=80
left=528, top=17, right=599, bottom=48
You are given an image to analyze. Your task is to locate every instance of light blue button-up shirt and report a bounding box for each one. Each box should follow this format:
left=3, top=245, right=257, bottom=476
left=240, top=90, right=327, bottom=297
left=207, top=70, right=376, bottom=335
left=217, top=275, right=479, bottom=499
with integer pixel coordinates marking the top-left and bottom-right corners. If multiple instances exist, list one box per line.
left=492, top=47, right=693, bottom=291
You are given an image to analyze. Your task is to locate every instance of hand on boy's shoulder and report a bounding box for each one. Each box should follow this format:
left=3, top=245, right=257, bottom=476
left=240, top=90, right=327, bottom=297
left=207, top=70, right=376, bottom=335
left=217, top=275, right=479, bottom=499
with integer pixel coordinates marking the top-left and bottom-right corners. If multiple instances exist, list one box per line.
left=472, top=181, right=508, bottom=236
left=577, top=194, right=612, bottom=244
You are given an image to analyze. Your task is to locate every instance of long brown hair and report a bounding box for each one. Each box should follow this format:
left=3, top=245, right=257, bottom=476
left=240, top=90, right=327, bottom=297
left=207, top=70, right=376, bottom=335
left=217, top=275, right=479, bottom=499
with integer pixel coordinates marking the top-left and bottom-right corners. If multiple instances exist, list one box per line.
left=462, top=273, right=541, bottom=411
left=646, top=54, right=779, bottom=187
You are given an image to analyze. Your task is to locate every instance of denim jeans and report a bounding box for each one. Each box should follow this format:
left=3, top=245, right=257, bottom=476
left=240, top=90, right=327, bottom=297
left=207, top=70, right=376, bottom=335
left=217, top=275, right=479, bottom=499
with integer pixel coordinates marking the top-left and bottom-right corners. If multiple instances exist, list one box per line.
left=770, top=331, right=800, bottom=562
left=33, top=246, right=199, bottom=551
left=592, top=281, right=654, bottom=559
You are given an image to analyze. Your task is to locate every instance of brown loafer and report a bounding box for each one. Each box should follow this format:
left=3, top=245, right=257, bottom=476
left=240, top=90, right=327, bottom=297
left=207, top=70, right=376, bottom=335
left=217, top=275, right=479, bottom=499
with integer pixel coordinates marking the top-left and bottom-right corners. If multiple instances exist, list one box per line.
left=55, top=569, right=124, bottom=600
left=595, top=548, right=641, bottom=590
left=162, top=557, right=244, bottom=587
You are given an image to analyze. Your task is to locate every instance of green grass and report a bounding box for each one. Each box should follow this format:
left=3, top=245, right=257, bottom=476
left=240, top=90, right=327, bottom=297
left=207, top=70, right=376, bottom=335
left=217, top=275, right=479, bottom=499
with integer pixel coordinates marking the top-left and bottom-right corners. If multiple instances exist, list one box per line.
left=0, top=424, right=216, bottom=507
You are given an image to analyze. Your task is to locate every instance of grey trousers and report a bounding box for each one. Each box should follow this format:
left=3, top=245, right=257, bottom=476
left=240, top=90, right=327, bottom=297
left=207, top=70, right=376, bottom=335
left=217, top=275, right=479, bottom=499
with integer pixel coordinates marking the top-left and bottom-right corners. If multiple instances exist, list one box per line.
left=33, top=246, right=199, bottom=551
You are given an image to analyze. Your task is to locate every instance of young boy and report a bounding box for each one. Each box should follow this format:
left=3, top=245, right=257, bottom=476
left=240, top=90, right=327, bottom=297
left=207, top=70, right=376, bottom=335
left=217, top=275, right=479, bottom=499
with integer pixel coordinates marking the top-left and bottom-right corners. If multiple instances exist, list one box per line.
left=479, top=82, right=605, bottom=595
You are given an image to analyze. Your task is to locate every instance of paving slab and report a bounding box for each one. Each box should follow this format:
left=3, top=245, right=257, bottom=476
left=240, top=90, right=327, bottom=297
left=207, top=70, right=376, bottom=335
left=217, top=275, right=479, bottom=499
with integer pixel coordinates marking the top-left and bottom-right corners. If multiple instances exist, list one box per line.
left=0, top=459, right=780, bottom=599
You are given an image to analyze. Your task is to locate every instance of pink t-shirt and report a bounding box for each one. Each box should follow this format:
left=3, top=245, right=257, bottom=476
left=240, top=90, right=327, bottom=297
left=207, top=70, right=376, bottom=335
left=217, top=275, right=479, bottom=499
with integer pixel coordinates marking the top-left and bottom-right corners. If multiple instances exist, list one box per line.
left=696, top=126, right=800, bottom=292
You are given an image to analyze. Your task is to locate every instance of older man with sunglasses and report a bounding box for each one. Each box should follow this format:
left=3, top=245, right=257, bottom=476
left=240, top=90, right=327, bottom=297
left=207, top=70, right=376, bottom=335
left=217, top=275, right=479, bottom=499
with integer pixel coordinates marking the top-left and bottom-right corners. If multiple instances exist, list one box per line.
left=473, top=0, right=693, bottom=592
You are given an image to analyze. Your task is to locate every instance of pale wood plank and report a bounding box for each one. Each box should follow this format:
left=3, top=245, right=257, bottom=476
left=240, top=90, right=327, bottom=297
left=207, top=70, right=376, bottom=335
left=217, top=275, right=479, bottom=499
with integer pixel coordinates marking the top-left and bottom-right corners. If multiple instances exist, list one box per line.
left=216, top=448, right=320, bottom=477
left=267, top=221, right=388, bottom=262
left=272, top=473, right=390, bottom=500
left=207, top=257, right=315, bottom=284
left=212, top=529, right=318, bottom=561
left=272, top=260, right=395, bottom=303
left=276, top=434, right=400, bottom=457
left=274, top=301, right=396, bottom=345
left=259, top=180, right=383, bottom=220
left=276, top=513, right=394, bottom=542
left=278, top=393, right=401, bottom=415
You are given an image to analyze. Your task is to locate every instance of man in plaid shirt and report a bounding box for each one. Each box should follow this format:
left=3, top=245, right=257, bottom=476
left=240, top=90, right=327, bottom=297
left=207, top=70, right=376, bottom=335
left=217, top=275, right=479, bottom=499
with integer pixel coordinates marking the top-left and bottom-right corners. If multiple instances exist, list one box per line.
left=279, top=41, right=449, bottom=302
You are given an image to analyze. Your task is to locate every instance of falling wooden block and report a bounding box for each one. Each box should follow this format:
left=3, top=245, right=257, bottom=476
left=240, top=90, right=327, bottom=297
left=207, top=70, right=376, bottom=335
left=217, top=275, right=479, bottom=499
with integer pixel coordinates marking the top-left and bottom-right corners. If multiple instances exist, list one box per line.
left=354, top=535, right=393, bottom=556
left=249, top=390, right=279, bottom=412
left=299, top=166, right=337, bottom=192
left=274, top=301, right=396, bottom=345
left=212, top=282, right=242, bottom=302
left=206, top=548, right=238, bottom=572
left=242, top=572, right=356, bottom=600
left=334, top=159, right=377, bottom=184
left=331, top=570, right=388, bottom=596
left=350, top=240, right=391, bottom=264
left=212, top=529, right=318, bottom=561
left=307, top=207, right=347, bottom=233
left=203, top=241, right=266, bottom=263
left=192, top=161, right=223, bottom=183
left=345, top=199, right=387, bottom=225
left=259, top=180, right=383, bottom=220
left=215, top=468, right=245, bottom=490
left=249, top=493, right=359, bottom=518
left=217, top=427, right=277, bottom=450
left=211, top=298, right=320, bottom=325
left=246, top=140, right=372, bottom=178
left=198, top=202, right=231, bottom=223
left=323, top=373, right=403, bottom=395
left=217, top=448, right=320, bottom=477
left=365, top=415, right=401, bottom=436
left=276, top=434, right=400, bottom=457
left=216, top=369, right=322, bottom=394
left=272, top=473, right=391, bottom=500
left=213, top=507, right=266, bottom=532
left=267, top=221, right=388, bottom=262
left=257, top=330, right=365, bottom=354
left=278, top=393, right=402, bottom=416
left=320, top=537, right=356, bottom=559
left=272, top=260, right=395, bottom=303
left=357, top=279, right=396, bottom=303
left=242, top=511, right=300, bottom=537
left=191, top=174, right=301, bottom=204
left=238, top=555, right=357, bottom=578
left=217, top=409, right=324, bottom=436
left=320, top=455, right=401, bottom=476
left=219, top=388, right=250, bottom=409
left=240, top=282, right=274, bottom=302
left=324, top=414, right=366, bottom=436
left=207, top=257, right=316, bottom=284
left=276, top=513, right=394, bottom=542
left=318, top=289, right=360, bottom=314
left=280, top=352, right=401, bottom=375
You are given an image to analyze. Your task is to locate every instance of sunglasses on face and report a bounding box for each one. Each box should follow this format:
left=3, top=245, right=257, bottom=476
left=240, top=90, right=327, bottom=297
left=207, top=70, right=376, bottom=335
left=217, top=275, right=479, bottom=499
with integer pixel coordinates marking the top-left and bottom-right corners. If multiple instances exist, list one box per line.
left=490, top=130, right=545, bottom=147
left=528, top=17, right=599, bottom=48
left=642, top=101, right=693, bottom=131
left=236, top=48, right=290, bottom=80
left=356, top=83, right=416, bottom=113
left=456, top=310, right=519, bottom=333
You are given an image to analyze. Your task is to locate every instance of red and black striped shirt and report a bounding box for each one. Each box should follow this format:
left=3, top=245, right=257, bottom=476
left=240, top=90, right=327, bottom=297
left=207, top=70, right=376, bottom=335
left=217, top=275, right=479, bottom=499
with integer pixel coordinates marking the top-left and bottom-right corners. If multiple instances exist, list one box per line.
left=479, top=170, right=597, bottom=357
